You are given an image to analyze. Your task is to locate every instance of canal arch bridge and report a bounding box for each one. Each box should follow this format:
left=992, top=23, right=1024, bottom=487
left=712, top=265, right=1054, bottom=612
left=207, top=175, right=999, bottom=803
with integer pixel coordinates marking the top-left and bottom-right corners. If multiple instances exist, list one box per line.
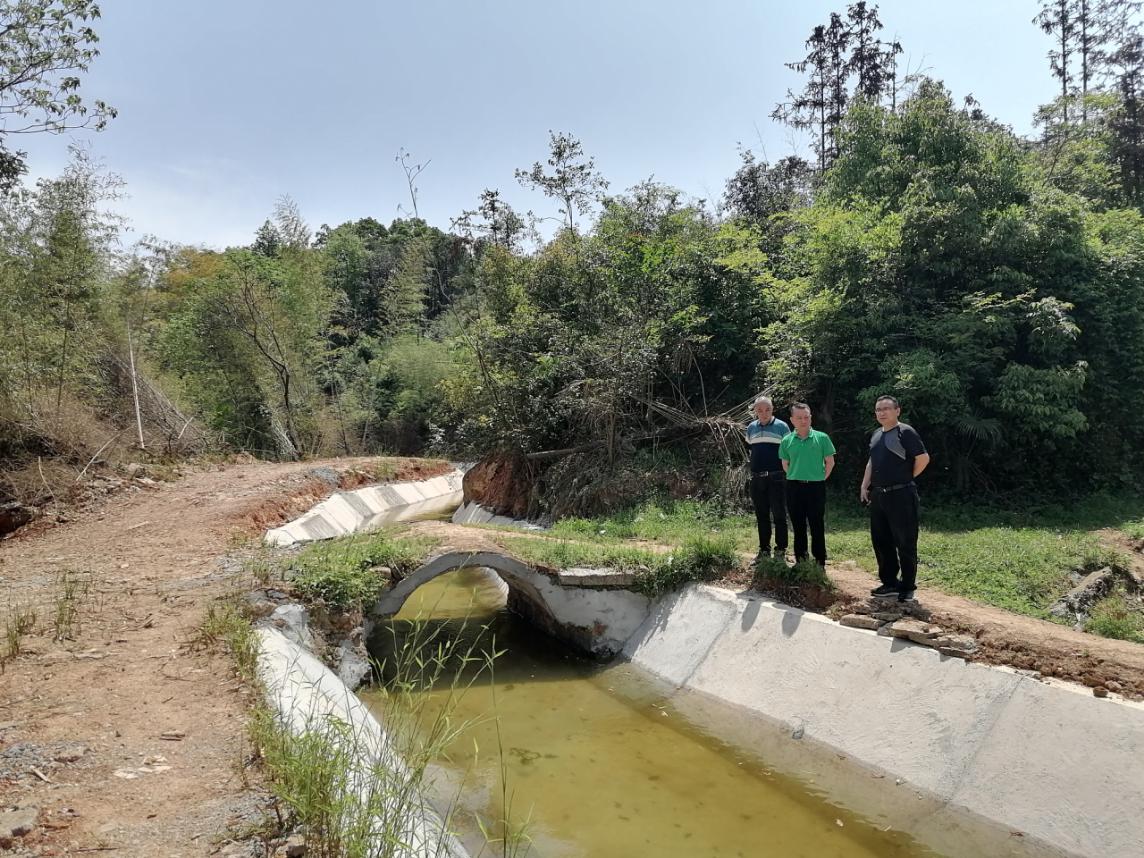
left=370, top=549, right=651, bottom=658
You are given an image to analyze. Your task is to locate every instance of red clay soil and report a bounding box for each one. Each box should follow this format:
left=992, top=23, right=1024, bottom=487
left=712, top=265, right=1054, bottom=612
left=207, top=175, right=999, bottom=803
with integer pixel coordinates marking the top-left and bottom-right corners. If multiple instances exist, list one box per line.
left=0, top=456, right=413, bottom=857
left=461, top=452, right=536, bottom=519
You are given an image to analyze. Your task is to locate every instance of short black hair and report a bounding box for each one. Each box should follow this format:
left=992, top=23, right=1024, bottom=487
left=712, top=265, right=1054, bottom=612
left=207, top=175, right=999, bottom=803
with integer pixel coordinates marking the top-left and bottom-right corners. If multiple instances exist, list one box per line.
left=790, top=401, right=811, bottom=413
left=875, top=394, right=900, bottom=407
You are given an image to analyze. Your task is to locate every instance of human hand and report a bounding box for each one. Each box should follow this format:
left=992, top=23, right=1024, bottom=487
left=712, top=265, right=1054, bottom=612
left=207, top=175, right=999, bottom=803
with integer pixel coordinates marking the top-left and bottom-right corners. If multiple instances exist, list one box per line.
left=859, top=485, right=870, bottom=504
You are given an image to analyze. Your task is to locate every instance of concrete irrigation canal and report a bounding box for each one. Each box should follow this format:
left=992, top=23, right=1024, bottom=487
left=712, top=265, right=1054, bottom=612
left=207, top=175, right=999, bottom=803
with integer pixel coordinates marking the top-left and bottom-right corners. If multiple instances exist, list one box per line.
left=254, top=471, right=1144, bottom=858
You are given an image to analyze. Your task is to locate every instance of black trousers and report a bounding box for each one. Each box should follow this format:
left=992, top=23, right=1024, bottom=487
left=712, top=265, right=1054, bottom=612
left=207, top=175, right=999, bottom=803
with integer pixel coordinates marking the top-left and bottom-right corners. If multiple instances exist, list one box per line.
left=785, top=480, right=826, bottom=566
left=749, top=473, right=787, bottom=553
left=870, top=485, right=920, bottom=590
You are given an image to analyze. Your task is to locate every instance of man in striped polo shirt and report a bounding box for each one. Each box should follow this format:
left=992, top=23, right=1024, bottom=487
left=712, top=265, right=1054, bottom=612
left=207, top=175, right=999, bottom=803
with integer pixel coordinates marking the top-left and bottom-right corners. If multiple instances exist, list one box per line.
left=745, top=395, right=790, bottom=562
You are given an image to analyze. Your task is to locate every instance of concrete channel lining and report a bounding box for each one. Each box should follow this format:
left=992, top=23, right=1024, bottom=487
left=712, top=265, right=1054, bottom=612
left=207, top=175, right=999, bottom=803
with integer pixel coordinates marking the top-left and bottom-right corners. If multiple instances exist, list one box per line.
left=255, top=626, right=470, bottom=858
left=265, top=470, right=464, bottom=548
left=624, top=583, right=1144, bottom=858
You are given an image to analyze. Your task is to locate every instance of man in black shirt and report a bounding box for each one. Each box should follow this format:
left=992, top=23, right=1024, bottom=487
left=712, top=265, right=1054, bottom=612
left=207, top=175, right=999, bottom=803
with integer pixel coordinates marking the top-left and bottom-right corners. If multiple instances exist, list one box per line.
left=860, top=395, right=930, bottom=602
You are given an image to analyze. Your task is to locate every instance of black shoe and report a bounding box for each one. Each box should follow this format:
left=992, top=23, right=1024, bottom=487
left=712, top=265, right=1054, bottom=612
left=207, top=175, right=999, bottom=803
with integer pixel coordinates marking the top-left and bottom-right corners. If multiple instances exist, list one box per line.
left=773, top=547, right=787, bottom=559
left=753, top=551, right=769, bottom=565
left=898, top=589, right=918, bottom=603
left=870, top=584, right=899, bottom=597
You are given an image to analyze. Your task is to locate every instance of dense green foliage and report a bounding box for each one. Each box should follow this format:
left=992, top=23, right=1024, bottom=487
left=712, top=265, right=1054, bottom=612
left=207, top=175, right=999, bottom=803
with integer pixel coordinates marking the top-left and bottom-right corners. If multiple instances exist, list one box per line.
left=7, top=3, right=1144, bottom=517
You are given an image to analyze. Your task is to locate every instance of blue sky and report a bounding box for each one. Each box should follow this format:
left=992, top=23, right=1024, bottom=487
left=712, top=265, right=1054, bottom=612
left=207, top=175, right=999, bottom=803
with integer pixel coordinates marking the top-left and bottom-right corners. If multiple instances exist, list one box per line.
left=18, top=1, right=1059, bottom=248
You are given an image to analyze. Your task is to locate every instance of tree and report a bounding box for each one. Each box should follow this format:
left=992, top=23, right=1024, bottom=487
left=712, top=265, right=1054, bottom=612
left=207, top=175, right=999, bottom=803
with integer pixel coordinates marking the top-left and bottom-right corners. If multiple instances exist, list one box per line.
left=723, top=151, right=815, bottom=257
left=1109, top=33, right=1144, bottom=201
left=0, top=1, right=116, bottom=191
left=251, top=220, right=281, bottom=257
left=515, top=131, right=608, bottom=234
left=452, top=188, right=525, bottom=252
left=273, top=194, right=311, bottom=250
left=383, top=237, right=428, bottom=337
left=395, top=147, right=428, bottom=219
left=1037, top=0, right=1076, bottom=125
left=0, top=144, right=140, bottom=482
left=773, top=24, right=831, bottom=170
left=775, top=8, right=901, bottom=170
left=1034, top=0, right=1142, bottom=125
left=847, top=2, right=901, bottom=103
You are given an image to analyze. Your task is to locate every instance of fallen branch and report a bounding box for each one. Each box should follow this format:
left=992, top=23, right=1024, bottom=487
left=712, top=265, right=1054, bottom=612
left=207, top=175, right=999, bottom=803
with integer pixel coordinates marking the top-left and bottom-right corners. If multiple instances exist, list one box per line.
left=76, top=431, right=123, bottom=482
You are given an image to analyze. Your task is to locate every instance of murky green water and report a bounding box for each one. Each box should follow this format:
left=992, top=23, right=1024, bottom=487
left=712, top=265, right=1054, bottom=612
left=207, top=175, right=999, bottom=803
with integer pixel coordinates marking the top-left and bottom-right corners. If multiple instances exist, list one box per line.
left=361, top=568, right=940, bottom=858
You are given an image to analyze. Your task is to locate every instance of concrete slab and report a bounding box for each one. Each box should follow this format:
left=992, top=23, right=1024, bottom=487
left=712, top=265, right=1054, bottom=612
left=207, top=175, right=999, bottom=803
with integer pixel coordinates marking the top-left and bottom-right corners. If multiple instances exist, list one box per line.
left=339, top=492, right=377, bottom=519
left=355, top=487, right=390, bottom=515
left=322, top=494, right=367, bottom=532
left=263, top=469, right=465, bottom=548
left=951, top=677, right=1144, bottom=858
left=255, top=627, right=468, bottom=857
left=622, top=583, right=1144, bottom=858
left=297, top=515, right=347, bottom=541
left=623, top=586, right=739, bottom=686
left=556, top=567, right=638, bottom=587
left=390, top=483, right=427, bottom=505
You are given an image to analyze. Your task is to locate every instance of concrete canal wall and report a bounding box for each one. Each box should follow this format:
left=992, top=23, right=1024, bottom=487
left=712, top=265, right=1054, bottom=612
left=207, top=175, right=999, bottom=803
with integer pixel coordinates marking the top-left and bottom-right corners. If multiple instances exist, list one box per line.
left=265, top=470, right=464, bottom=547
left=255, top=626, right=470, bottom=858
left=261, top=485, right=1144, bottom=858
left=624, top=584, right=1144, bottom=858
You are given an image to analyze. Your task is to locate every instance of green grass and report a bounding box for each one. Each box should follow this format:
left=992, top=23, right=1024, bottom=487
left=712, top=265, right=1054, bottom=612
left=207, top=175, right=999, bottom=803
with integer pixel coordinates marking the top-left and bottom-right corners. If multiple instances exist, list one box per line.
left=2, top=603, right=37, bottom=665
left=1086, top=589, right=1144, bottom=643
left=486, top=494, right=1129, bottom=621
left=283, top=530, right=440, bottom=611
left=754, top=556, right=834, bottom=590
left=197, top=598, right=260, bottom=681
left=499, top=532, right=740, bottom=598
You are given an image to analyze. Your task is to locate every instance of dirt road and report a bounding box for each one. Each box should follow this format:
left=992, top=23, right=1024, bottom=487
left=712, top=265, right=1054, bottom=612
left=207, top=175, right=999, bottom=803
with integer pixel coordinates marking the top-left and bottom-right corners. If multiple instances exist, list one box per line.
left=0, top=458, right=389, bottom=857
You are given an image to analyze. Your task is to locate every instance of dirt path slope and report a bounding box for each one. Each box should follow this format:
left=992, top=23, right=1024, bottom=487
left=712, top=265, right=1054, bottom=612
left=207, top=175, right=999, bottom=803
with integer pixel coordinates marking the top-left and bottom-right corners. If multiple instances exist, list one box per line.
left=0, top=458, right=389, bottom=857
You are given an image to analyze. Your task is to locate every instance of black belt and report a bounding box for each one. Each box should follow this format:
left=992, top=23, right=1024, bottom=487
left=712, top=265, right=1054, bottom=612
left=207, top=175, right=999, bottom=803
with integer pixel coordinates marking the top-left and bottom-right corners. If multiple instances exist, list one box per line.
left=751, top=470, right=784, bottom=478
left=872, top=482, right=914, bottom=493
left=786, top=479, right=822, bottom=484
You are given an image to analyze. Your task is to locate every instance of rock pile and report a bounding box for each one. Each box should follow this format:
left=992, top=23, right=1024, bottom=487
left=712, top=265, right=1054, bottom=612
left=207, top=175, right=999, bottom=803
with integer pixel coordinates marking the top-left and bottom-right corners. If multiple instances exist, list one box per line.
left=838, top=611, right=980, bottom=659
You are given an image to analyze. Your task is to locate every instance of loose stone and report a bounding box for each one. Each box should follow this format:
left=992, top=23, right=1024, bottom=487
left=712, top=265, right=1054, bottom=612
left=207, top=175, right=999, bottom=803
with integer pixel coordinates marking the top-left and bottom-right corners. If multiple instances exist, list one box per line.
left=886, top=619, right=942, bottom=643
left=839, top=614, right=884, bottom=631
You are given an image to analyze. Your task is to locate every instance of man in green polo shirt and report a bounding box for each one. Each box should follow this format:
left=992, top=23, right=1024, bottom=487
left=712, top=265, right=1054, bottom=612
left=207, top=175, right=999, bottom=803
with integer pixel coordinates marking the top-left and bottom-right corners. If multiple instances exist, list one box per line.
left=779, top=402, right=836, bottom=568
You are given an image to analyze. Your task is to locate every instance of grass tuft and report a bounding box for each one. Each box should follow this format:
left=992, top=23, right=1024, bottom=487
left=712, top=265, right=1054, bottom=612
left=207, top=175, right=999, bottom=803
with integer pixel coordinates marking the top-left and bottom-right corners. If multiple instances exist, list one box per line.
left=3, top=603, right=37, bottom=664
left=754, top=556, right=834, bottom=590
left=53, top=569, right=92, bottom=641
left=285, top=531, right=439, bottom=612
left=1085, top=588, right=1144, bottom=643
left=197, top=598, right=260, bottom=681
